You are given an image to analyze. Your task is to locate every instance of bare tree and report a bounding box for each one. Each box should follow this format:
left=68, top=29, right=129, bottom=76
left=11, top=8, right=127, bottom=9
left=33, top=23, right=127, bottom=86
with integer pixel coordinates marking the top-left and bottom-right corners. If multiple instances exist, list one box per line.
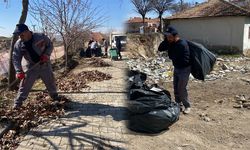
left=30, top=0, right=104, bottom=69
left=151, top=0, right=174, bottom=32
left=8, top=0, right=29, bottom=90
left=131, top=0, right=153, bottom=28
left=170, top=0, right=193, bottom=14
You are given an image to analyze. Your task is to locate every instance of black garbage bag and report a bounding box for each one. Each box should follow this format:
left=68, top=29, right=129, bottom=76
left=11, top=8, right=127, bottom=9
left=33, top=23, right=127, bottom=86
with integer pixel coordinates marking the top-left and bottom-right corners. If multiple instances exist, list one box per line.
left=158, top=40, right=168, bottom=52
left=128, top=102, right=180, bottom=134
left=95, top=47, right=103, bottom=57
left=79, top=48, right=85, bottom=58
left=85, top=47, right=92, bottom=57
left=128, top=88, right=171, bottom=114
left=187, top=41, right=217, bottom=80
left=127, top=71, right=180, bottom=134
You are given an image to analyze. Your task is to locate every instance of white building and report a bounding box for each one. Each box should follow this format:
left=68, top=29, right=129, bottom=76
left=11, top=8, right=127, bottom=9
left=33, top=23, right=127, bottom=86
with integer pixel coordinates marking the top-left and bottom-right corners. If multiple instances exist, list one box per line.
left=126, top=17, right=160, bottom=34
left=165, top=0, right=250, bottom=56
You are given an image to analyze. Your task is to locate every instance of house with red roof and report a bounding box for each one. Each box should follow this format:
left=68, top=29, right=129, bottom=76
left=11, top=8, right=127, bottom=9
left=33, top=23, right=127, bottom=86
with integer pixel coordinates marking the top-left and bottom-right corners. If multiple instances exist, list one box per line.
left=125, top=17, right=160, bottom=33
left=165, top=0, right=250, bottom=55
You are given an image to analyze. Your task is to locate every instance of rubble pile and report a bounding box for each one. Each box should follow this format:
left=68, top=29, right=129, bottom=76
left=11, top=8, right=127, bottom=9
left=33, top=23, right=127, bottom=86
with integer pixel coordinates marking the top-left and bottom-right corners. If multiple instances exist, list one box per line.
left=207, top=57, right=250, bottom=81
left=233, top=95, right=250, bottom=109
left=127, top=57, right=173, bottom=83
left=57, top=70, right=112, bottom=92
left=0, top=92, right=69, bottom=149
left=126, top=56, right=250, bottom=83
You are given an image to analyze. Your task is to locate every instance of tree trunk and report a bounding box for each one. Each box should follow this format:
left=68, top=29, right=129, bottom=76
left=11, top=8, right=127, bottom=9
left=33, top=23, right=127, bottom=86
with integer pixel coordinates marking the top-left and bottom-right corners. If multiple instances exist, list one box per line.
left=180, top=0, right=184, bottom=11
left=63, top=41, right=68, bottom=71
left=8, top=0, right=29, bottom=90
left=142, top=15, right=145, bottom=34
left=159, top=14, right=163, bottom=32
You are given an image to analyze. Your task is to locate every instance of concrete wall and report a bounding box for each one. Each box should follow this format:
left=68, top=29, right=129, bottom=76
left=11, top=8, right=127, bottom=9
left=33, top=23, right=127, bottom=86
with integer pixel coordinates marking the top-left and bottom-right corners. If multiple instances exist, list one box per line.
left=169, top=16, right=246, bottom=54
left=243, top=17, right=250, bottom=56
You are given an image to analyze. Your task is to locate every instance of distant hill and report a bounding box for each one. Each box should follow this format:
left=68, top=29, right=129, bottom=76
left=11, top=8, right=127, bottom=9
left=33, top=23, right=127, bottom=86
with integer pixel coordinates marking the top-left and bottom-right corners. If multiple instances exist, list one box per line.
left=0, top=36, right=10, bottom=40
left=0, top=37, right=11, bottom=51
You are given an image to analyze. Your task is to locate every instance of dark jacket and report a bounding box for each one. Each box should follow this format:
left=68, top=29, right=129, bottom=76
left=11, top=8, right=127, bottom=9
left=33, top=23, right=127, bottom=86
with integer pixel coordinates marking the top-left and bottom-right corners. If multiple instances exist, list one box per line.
left=116, top=38, right=122, bottom=50
left=13, top=32, right=53, bottom=72
left=158, top=39, right=190, bottom=69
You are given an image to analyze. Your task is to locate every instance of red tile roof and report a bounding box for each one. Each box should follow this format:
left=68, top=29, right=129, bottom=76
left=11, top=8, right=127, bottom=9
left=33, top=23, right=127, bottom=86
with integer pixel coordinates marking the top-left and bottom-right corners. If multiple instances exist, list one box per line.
left=126, top=17, right=160, bottom=23
left=90, top=32, right=105, bottom=42
left=167, top=0, right=250, bottom=20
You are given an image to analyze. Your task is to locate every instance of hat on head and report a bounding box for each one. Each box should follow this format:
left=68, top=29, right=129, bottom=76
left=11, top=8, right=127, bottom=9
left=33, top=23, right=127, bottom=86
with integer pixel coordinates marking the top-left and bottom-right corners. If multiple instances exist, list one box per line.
left=164, top=26, right=178, bottom=36
left=13, top=24, right=29, bottom=35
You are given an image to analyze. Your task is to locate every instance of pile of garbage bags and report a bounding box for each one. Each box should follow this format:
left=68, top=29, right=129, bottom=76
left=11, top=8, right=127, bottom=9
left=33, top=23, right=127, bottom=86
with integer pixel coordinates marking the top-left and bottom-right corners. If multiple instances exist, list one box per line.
left=127, top=71, right=180, bottom=134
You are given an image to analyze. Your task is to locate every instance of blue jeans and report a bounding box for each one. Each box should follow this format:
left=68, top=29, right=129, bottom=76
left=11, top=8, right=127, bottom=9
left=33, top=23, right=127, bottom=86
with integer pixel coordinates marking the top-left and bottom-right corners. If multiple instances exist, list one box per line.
left=173, top=66, right=191, bottom=108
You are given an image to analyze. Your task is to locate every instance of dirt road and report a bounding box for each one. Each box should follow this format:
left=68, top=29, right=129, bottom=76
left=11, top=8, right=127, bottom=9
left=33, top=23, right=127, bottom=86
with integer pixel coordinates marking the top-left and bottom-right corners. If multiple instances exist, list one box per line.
left=126, top=57, right=250, bottom=150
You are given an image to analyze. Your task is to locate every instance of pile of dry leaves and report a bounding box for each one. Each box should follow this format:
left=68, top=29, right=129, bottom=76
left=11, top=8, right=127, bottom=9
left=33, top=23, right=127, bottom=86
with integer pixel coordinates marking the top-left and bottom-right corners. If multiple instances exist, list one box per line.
left=88, top=58, right=111, bottom=67
left=0, top=91, right=16, bottom=109
left=56, top=70, right=112, bottom=92
left=0, top=92, right=70, bottom=149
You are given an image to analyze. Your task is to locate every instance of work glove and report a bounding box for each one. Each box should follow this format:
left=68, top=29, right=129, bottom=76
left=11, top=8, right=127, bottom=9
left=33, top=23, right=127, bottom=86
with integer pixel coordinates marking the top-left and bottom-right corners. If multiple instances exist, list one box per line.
left=16, top=72, right=25, bottom=80
left=40, top=54, right=49, bottom=63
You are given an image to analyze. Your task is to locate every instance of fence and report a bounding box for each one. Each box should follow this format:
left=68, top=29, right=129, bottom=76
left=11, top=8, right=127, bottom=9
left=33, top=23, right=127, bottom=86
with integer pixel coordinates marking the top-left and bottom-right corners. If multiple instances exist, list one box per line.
left=0, top=46, right=64, bottom=76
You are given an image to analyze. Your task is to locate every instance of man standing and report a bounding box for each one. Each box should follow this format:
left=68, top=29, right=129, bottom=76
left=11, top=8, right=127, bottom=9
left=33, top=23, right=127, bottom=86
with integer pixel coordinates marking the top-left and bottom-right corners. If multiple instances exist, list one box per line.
left=102, top=38, right=109, bottom=57
left=115, top=37, right=122, bottom=60
left=158, top=26, right=191, bottom=114
left=12, top=24, right=59, bottom=109
left=90, top=39, right=97, bottom=57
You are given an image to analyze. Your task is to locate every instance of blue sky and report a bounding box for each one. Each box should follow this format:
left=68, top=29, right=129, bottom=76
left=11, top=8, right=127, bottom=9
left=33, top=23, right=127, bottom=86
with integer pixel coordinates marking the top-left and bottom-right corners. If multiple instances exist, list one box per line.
left=0, top=0, right=205, bottom=37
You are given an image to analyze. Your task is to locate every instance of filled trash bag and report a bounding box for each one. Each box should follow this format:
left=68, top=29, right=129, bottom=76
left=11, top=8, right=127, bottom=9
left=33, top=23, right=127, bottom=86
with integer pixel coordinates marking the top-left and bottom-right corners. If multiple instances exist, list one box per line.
left=95, top=47, right=103, bottom=57
left=79, top=48, right=85, bottom=58
left=85, top=47, right=92, bottom=58
left=127, top=71, right=180, bottom=134
left=158, top=40, right=168, bottom=52
left=187, top=41, right=217, bottom=80
left=128, top=102, right=180, bottom=134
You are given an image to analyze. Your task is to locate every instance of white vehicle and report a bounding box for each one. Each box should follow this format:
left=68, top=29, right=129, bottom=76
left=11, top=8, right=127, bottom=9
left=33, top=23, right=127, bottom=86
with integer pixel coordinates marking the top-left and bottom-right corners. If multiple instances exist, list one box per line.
left=110, top=32, right=127, bottom=50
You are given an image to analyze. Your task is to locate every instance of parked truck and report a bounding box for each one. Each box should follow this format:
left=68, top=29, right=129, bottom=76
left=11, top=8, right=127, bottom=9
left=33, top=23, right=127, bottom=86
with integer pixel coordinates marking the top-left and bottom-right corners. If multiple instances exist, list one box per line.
left=109, top=32, right=127, bottom=51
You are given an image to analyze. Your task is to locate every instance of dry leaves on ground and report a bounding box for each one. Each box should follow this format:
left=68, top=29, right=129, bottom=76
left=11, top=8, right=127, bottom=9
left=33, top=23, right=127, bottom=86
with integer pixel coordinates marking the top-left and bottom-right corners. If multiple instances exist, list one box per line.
left=56, top=70, right=112, bottom=92
left=88, top=58, right=111, bottom=67
left=0, top=92, right=70, bottom=150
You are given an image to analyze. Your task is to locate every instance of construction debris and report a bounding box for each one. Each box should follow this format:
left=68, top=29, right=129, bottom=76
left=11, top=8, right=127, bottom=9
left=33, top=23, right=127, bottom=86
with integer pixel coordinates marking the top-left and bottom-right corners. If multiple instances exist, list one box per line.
left=126, top=57, right=173, bottom=83
left=126, top=56, right=250, bottom=83
left=234, top=95, right=250, bottom=109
